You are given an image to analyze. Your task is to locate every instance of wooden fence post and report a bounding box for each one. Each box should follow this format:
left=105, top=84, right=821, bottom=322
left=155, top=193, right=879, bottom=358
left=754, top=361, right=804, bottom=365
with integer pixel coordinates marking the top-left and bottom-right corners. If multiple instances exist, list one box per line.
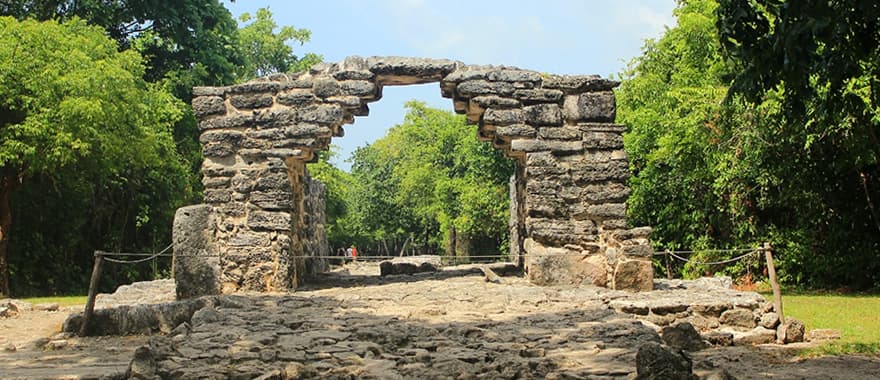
left=763, top=242, right=785, bottom=324
left=79, top=251, right=104, bottom=337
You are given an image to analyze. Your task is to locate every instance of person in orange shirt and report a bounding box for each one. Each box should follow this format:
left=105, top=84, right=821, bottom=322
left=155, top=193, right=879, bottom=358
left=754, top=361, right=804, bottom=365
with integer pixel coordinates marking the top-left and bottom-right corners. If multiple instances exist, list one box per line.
left=351, top=245, right=358, bottom=260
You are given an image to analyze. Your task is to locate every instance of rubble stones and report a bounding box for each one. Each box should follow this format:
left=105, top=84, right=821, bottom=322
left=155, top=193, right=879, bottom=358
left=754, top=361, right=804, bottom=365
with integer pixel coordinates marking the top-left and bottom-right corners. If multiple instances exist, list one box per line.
left=635, top=343, right=699, bottom=380
left=184, top=55, right=653, bottom=293
left=776, top=318, right=805, bottom=344
left=662, top=322, right=707, bottom=351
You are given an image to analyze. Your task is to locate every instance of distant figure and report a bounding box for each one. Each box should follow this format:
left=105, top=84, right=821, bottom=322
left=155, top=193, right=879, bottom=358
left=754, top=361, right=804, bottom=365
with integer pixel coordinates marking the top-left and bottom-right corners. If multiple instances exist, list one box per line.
left=351, top=245, right=358, bottom=260
left=345, top=247, right=353, bottom=258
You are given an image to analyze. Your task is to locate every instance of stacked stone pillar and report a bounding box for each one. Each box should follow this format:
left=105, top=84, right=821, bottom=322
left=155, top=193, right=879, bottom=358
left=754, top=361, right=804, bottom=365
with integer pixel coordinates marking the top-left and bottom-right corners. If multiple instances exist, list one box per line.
left=179, top=56, right=653, bottom=298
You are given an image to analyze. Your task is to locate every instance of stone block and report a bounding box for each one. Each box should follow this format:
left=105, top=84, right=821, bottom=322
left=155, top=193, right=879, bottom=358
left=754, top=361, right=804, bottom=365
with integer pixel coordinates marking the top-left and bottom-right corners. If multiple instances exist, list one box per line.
left=173, top=205, right=221, bottom=299
left=662, top=322, right=707, bottom=351
left=495, top=124, right=537, bottom=140
left=483, top=108, right=525, bottom=125
left=247, top=211, right=292, bottom=231
left=198, top=113, right=250, bottom=131
left=538, top=127, right=581, bottom=140
left=470, top=96, right=521, bottom=109
left=276, top=89, right=317, bottom=106
left=199, top=130, right=243, bottom=145
left=776, top=318, right=805, bottom=344
left=612, top=259, right=653, bottom=291
left=254, top=108, right=297, bottom=128
left=192, top=86, right=225, bottom=97
left=523, top=104, right=563, bottom=126
left=586, top=203, right=627, bottom=218
left=250, top=191, right=294, bottom=210
left=583, top=183, right=631, bottom=203
left=339, top=80, right=378, bottom=98
left=229, top=93, right=273, bottom=109
left=203, top=189, right=231, bottom=203
left=227, top=82, right=280, bottom=94
left=513, top=89, right=564, bottom=104
left=457, top=80, right=515, bottom=97
left=542, top=75, right=619, bottom=93
left=297, top=104, right=343, bottom=125
left=563, top=92, right=616, bottom=122
left=583, top=131, right=624, bottom=149
left=312, top=78, right=340, bottom=98
left=510, top=139, right=583, bottom=153
left=367, top=56, right=459, bottom=84
left=719, top=308, right=757, bottom=329
left=572, top=160, right=630, bottom=183
left=192, top=96, right=226, bottom=117
left=487, top=69, right=542, bottom=83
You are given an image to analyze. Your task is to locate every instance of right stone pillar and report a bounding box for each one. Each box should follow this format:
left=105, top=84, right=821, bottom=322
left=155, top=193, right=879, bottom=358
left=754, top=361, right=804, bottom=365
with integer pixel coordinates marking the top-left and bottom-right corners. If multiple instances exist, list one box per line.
left=444, top=71, right=654, bottom=291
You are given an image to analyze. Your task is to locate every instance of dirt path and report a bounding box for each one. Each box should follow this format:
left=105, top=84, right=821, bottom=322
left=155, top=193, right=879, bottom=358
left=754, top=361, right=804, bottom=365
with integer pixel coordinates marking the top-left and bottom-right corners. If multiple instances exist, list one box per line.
left=1, top=263, right=878, bottom=379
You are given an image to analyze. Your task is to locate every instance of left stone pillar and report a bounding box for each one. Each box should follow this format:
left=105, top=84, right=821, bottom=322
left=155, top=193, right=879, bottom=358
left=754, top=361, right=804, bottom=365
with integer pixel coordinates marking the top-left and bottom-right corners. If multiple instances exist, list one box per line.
left=177, top=80, right=330, bottom=297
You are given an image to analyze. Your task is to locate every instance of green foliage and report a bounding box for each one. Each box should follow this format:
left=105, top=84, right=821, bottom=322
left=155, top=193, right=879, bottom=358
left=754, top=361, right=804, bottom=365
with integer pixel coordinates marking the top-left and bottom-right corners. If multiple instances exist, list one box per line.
left=341, top=102, right=514, bottom=257
left=619, top=0, right=880, bottom=289
left=236, top=7, right=321, bottom=80
left=0, top=16, right=191, bottom=295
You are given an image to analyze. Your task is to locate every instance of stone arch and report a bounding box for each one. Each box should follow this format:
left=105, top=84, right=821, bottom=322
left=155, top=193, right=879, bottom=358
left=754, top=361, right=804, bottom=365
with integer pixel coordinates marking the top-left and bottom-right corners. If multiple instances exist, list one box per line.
left=176, top=56, right=653, bottom=298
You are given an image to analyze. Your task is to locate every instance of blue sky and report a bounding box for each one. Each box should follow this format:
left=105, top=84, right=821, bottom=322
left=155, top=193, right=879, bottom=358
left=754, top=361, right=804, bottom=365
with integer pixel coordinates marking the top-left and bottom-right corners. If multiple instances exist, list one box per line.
left=223, top=0, right=676, bottom=170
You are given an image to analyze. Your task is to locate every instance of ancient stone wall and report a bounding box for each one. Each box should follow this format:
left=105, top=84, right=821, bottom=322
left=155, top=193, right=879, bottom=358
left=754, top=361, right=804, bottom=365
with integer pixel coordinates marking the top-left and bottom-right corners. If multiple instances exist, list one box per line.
left=180, top=56, right=654, bottom=296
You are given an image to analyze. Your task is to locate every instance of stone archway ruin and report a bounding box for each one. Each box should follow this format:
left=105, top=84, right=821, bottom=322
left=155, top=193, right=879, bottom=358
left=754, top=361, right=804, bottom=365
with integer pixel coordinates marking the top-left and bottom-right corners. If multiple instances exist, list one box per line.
left=175, top=56, right=654, bottom=298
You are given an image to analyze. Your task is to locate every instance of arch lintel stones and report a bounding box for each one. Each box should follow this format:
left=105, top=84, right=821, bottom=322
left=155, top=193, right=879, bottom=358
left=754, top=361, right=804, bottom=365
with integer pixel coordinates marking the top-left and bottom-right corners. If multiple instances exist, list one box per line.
left=178, top=55, right=654, bottom=298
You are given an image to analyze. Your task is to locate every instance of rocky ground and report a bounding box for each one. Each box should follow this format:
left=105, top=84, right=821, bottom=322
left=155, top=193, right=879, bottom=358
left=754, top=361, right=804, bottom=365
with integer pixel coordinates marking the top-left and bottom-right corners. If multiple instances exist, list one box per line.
left=1, top=261, right=879, bottom=379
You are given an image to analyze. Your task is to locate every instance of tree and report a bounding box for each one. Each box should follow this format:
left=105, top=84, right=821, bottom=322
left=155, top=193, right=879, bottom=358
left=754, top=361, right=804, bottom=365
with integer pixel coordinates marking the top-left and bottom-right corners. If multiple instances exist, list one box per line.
left=236, top=7, right=321, bottom=80
left=0, top=16, right=186, bottom=295
left=345, top=102, right=513, bottom=258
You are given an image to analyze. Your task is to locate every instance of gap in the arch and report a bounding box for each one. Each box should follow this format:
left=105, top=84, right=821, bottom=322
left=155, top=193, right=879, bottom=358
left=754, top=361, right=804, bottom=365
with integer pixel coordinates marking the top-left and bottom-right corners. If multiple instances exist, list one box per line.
left=329, top=83, right=453, bottom=172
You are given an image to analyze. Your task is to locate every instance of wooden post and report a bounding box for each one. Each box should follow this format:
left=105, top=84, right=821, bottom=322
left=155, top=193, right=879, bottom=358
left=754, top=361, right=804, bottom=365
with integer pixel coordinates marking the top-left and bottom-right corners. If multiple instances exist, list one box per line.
left=664, top=250, right=673, bottom=280
left=763, top=242, right=784, bottom=324
left=79, top=251, right=104, bottom=337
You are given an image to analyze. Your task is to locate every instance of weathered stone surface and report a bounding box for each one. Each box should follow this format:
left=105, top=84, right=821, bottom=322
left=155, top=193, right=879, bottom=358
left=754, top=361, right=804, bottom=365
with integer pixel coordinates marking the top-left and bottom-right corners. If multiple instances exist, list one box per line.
left=806, top=328, right=841, bottom=341
left=514, top=88, right=564, bottom=104
left=276, top=89, right=317, bottom=106
left=457, top=80, right=515, bottom=97
left=523, top=103, right=563, bottom=126
left=635, top=342, right=698, bottom=380
left=563, top=92, right=616, bottom=122
left=379, top=256, right=441, bottom=276
left=495, top=124, right=537, bottom=139
left=298, top=104, right=343, bottom=125
left=173, top=205, right=220, bottom=299
left=227, top=82, right=280, bottom=94
left=192, top=96, right=226, bottom=117
left=662, top=322, right=707, bottom=351
left=543, top=75, right=619, bottom=93
left=247, top=211, right=292, bottom=231
left=367, top=56, right=458, bottom=85
left=759, top=312, right=779, bottom=329
left=719, top=309, right=756, bottom=329
left=229, top=93, right=273, bottom=109
left=776, top=318, right=805, bottom=344
left=613, top=259, right=653, bottom=291
left=732, top=327, right=777, bottom=345
left=702, top=331, right=734, bottom=346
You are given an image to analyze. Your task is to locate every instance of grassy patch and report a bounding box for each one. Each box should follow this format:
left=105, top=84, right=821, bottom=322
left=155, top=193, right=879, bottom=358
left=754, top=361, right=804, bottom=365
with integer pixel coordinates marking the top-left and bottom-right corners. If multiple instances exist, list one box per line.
left=21, top=295, right=88, bottom=307
left=769, top=291, right=880, bottom=356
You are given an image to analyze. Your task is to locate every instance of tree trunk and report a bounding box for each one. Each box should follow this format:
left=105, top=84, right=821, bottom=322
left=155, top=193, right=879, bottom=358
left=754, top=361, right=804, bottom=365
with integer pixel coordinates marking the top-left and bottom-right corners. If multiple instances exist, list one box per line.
left=0, top=179, right=13, bottom=297
left=446, top=226, right=456, bottom=263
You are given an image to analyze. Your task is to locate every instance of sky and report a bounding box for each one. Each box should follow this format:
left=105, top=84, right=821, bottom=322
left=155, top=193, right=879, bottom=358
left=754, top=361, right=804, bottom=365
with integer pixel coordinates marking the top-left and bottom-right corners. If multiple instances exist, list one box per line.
left=223, top=0, right=677, bottom=170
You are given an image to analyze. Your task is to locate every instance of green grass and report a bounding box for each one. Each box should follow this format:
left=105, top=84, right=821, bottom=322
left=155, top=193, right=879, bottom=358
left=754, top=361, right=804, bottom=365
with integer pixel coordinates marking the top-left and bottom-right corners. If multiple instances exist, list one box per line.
left=21, top=295, right=88, bottom=307
left=770, top=292, right=880, bottom=356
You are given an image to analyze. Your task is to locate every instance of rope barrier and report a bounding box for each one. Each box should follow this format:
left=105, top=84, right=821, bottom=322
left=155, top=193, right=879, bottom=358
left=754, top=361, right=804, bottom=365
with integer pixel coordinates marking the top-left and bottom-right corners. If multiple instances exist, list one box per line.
left=100, top=242, right=174, bottom=264
left=92, top=245, right=767, bottom=265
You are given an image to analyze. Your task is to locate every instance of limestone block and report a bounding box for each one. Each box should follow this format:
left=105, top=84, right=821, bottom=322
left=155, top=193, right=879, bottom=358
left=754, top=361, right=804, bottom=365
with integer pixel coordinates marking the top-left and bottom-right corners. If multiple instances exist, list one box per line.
left=297, top=104, right=343, bottom=125
left=538, top=127, right=581, bottom=140
left=339, top=80, right=378, bottom=98
left=635, top=342, right=698, bottom=380
left=583, top=131, right=624, bottom=149
left=470, top=96, right=521, bottom=109
left=563, top=92, right=616, bottom=122
left=583, top=183, right=632, bottom=203
left=542, top=75, right=619, bottom=93
left=312, top=78, right=340, bottom=98
left=198, top=113, right=250, bottom=131
left=759, top=312, right=780, bottom=329
left=173, top=204, right=221, bottom=299
left=719, top=308, right=757, bottom=329
left=612, top=259, right=653, bottom=291
left=192, top=96, right=226, bottom=117
left=495, top=124, right=537, bottom=140
left=776, top=318, right=805, bottom=344
left=227, top=82, right=280, bottom=94
left=457, top=80, right=515, bottom=97
left=579, top=254, right=609, bottom=287
left=523, top=104, right=563, bottom=126
left=513, top=89, right=564, bottom=104
left=483, top=108, right=525, bottom=125
left=276, top=89, right=317, bottom=107
left=661, top=322, right=707, bottom=351
left=572, top=160, right=630, bottom=183
left=586, top=203, right=627, bottom=219
left=511, top=139, right=583, bottom=154
left=732, top=327, right=776, bottom=345
left=250, top=191, right=294, bottom=210
left=193, top=86, right=225, bottom=97
left=247, top=211, right=292, bottom=231
left=203, top=189, right=232, bottom=203
left=229, top=93, right=273, bottom=110
left=367, top=56, right=459, bottom=85
left=254, top=108, right=297, bottom=128
left=202, top=177, right=230, bottom=189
